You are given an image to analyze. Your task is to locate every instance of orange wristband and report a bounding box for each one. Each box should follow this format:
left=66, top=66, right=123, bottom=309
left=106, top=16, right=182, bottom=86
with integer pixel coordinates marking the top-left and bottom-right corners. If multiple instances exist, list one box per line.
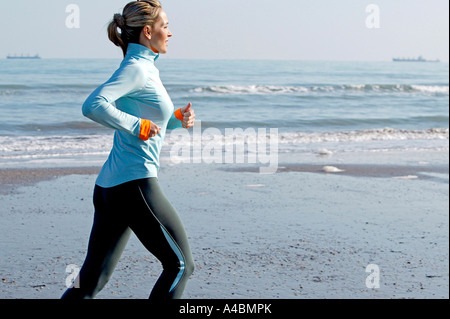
left=174, top=109, right=183, bottom=121
left=139, top=119, right=151, bottom=141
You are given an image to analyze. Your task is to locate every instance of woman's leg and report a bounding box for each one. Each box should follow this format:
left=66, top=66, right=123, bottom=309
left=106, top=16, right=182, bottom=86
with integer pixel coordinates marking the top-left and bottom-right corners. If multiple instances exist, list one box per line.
left=61, top=185, right=131, bottom=299
left=61, top=178, right=195, bottom=299
left=126, top=178, right=195, bottom=299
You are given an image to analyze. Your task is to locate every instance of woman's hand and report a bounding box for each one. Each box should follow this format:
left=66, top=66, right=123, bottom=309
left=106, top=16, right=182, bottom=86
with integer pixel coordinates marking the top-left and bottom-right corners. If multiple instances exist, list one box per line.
left=181, top=103, right=196, bottom=129
left=139, top=119, right=161, bottom=141
left=149, top=121, right=162, bottom=138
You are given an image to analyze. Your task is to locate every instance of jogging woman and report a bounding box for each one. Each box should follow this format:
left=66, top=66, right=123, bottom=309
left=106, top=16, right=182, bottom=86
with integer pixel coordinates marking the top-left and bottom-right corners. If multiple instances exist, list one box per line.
left=61, top=0, right=196, bottom=299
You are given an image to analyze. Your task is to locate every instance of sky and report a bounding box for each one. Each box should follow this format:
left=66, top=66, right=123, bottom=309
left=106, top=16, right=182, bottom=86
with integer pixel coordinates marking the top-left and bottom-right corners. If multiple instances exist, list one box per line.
left=1, top=0, right=449, bottom=61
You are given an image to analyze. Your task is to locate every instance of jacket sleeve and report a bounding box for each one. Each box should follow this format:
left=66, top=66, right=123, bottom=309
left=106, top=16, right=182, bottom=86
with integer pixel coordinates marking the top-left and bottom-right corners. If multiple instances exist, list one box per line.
left=166, top=109, right=184, bottom=130
left=82, top=63, right=147, bottom=138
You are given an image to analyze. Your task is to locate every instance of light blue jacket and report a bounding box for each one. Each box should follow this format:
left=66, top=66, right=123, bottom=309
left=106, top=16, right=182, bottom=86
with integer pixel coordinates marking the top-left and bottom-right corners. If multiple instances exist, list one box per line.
left=82, top=43, right=183, bottom=188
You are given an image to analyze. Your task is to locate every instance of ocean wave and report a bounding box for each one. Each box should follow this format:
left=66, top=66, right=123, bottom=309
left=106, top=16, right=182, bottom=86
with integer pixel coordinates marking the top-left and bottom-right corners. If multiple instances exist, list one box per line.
left=196, top=115, right=450, bottom=131
left=164, top=128, right=449, bottom=148
left=190, top=84, right=449, bottom=95
left=2, top=83, right=448, bottom=98
left=2, top=83, right=447, bottom=95
left=276, top=128, right=449, bottom=144
left=0, top=128, right=447, bottom=165
left=0, top=128, right=446, bottom=150
left=408, top=85, right=448, bottom=94
left=0, top=135, right=113, bottom=160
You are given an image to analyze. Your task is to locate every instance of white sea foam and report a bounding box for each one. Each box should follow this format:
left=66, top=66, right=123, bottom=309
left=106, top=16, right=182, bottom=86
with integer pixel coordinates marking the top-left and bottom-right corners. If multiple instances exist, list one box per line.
left=0, top=128, right=448, bottom=167
left=277, top=128, right=449, bottom=144
left=394, top=175, right=419, bottom=180
left=190, top=84, right=449, bottom=95
left=0, top=135, right=112, bottom=164
left=411, top=85, right=449, bottom=95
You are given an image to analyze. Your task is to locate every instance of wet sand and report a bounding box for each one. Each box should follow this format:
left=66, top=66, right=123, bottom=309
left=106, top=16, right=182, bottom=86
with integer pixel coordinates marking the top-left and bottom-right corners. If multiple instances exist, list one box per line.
left=224, top=163, right=449, bottom=181
left=0, top=167, right=100, bottom=195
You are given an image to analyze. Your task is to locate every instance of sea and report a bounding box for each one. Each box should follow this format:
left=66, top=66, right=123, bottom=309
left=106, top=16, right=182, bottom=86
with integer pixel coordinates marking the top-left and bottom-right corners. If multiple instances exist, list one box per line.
left=0, top=58, right=448, bottom=168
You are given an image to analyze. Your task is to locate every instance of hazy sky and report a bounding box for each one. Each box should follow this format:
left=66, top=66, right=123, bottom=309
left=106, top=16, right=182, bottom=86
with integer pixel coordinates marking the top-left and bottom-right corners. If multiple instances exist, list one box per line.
left=1, top=0, right=449, bottom=61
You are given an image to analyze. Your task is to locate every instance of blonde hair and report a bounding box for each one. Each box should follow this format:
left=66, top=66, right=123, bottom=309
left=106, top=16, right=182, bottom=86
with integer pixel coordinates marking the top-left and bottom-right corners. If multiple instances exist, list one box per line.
left=108, top=0, right=162, bottom=57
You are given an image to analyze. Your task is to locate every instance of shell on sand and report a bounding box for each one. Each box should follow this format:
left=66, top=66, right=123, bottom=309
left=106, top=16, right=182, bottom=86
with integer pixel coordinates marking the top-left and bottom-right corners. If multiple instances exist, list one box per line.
left=322, top=166, right=345, bottom=173
left=394, top=175, right=419, bottom=180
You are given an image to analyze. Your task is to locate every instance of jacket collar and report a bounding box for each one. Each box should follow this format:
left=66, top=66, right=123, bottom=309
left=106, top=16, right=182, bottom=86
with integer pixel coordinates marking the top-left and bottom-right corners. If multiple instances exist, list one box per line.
left=126, top=43, right=159, bottom=62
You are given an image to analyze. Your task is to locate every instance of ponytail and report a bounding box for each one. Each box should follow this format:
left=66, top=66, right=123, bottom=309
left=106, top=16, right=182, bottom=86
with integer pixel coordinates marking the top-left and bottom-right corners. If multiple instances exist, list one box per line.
left=108, top=14, right=127, bottom=56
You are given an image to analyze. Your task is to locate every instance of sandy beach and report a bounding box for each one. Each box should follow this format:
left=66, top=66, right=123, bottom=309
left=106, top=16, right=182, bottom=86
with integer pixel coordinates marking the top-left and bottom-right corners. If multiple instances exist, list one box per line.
left=0, top=149, right=448, bottom=299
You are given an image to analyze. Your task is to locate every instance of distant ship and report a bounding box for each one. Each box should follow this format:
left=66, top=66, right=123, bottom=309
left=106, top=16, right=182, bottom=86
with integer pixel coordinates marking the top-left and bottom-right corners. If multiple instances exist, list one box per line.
left=6, top=54, right=41, bottom=60
left=393, top=55, right=440, bottom=63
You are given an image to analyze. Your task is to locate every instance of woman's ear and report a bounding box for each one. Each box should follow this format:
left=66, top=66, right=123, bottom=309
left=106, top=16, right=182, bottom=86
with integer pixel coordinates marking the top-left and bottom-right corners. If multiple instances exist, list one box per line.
left=143, top=25, right=152, bottom=40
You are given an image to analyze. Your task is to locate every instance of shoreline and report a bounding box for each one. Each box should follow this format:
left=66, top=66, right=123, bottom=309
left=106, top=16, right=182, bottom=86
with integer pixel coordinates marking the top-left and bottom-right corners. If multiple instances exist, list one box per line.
left=224, top=163, right=449, bottom=182
left=1, top=160, right=448, bottom=193
left=0, top=167, right=101, bottom=195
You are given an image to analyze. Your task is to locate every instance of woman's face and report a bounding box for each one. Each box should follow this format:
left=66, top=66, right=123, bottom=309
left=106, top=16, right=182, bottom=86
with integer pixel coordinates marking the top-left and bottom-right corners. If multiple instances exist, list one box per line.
left=148, top=9, right=172, bottom=54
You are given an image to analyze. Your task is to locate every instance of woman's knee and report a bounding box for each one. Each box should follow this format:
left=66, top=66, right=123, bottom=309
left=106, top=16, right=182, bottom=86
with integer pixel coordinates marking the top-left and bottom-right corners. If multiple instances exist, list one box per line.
left=184, top=259, right=195, bottom=277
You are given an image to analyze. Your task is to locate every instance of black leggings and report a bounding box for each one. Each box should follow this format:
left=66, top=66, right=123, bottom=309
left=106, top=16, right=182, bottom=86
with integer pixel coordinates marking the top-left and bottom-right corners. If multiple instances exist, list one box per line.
left=61, top=178, right=194, bottom=299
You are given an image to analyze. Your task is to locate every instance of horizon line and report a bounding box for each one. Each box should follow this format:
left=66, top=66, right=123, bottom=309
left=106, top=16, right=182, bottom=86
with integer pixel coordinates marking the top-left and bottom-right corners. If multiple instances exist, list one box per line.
left=2, top=56, right=449, bottom=63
